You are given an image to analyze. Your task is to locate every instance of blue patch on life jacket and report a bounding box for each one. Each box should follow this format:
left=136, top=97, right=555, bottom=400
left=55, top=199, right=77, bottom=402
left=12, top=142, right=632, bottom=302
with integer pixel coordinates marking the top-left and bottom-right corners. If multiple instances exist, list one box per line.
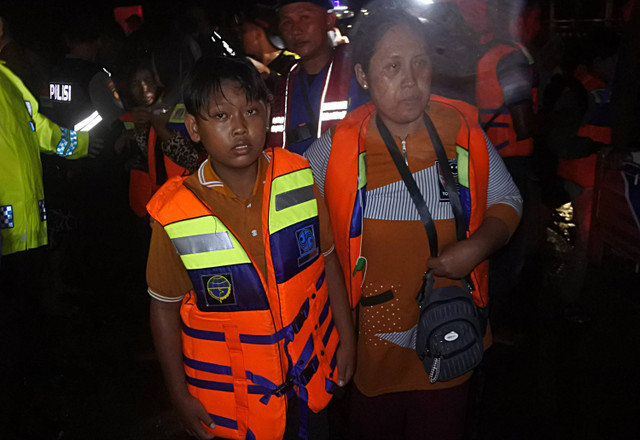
left=188, top=264, right=269, bottom=312
left=271, top=217, right=320, bottom=284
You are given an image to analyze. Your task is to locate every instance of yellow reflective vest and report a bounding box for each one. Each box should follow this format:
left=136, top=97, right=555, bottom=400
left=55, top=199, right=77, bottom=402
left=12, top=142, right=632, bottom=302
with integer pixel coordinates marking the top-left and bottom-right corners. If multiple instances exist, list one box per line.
left=0, top=62, right=89, bottom=256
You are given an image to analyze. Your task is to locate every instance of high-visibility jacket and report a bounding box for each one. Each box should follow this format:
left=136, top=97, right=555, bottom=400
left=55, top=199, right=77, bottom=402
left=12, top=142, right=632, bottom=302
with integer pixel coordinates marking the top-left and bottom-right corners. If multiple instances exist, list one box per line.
left=0, top=62, right=89, bottom=256
left=557, top=73, right=611, bottom=188
left=120, top=108, right=189, bottom=217
left=325, top=98, right=490, bottom=309
left=476, top=42, right=538, bottom=158
left=147, top=148, right=339, bottom=440
left=267, top=44, right=354, bottom=153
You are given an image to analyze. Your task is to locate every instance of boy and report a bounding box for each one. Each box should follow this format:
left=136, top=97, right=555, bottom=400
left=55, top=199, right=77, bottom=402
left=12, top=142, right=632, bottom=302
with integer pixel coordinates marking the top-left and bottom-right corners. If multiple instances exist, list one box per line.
left=145, top=56, right=355, bottom=440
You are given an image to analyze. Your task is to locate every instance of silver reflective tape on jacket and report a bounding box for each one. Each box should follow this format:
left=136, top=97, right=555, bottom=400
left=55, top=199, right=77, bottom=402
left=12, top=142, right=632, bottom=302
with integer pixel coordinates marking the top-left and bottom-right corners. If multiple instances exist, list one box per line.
left=171, top=231, right=234, bottom=255
left=275, top=185, right=315, bottom=211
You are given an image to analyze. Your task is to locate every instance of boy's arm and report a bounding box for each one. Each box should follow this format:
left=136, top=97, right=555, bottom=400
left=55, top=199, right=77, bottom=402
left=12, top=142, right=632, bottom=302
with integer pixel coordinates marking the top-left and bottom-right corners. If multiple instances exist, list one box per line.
left=150, top=299, right=216, bottom=439
left=324, top=250, right=356, bottom=387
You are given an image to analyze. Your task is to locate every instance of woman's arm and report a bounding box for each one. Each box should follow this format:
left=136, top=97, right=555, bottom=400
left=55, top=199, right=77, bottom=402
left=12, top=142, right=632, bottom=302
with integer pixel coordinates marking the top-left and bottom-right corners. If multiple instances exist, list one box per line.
left=324, top=250, right=356, bottom=386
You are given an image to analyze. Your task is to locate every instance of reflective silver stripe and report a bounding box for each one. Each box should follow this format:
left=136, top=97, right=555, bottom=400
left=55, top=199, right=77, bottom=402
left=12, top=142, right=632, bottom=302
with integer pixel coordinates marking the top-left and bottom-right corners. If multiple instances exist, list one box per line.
left=323, top=100, right=348, bottom=111
left=171, top=231, right=234, bottom=255
left=74, top=110, right=102, bottom=131
left=320, top=110, right=347, bottom=121
left=316, top=58, right=335, bottom=138
left=275, top=185, right=315, bottom=211
left=282, top=63, right=298, bottom=148
left=271, top=124, right=285, bottom=133
left=271, top=116, right=285, bottom=125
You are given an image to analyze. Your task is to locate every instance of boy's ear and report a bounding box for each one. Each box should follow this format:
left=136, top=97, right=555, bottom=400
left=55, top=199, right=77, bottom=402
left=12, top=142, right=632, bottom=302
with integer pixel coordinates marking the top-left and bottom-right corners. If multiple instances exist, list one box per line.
left=184, top=114, right=201, bottom=143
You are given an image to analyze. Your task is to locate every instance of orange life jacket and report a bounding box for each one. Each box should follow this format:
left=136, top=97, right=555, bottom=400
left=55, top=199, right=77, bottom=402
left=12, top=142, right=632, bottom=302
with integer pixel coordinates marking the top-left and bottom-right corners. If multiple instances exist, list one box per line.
left=557, top=73, right=611, bottom=188
left=325, top=97, right=490, bottom=309
left=476, top=42, right=538, bottom=158
left=120, top=113, right=189, bottom=217
left=267, top=44, right=353, bottom=149
left=147, top=148, right=339, bottom=440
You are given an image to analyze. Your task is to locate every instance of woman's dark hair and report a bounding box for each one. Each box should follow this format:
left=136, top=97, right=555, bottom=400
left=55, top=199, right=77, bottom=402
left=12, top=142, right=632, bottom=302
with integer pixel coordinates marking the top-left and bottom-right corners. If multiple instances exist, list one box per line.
left=351, top=6, right=429, bottom=74
left=183, top=55, right=270, bottom=117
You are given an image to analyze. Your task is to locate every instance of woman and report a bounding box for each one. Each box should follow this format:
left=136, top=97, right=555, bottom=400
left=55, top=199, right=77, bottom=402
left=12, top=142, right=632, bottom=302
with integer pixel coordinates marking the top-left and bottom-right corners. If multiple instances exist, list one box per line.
left=116, top=59, right=202, bottom=217
left=304, top=7, right=522, bottom=439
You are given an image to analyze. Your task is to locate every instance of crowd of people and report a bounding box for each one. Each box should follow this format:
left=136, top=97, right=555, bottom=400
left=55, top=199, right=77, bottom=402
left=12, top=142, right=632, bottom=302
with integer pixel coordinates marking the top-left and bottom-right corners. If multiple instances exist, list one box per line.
left=1, top=0, right=639, bottom=439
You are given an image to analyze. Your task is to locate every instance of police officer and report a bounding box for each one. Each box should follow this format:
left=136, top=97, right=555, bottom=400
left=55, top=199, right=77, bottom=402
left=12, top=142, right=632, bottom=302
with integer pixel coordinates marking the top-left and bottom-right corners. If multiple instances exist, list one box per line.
left=40, top=13, right=125, bottom=293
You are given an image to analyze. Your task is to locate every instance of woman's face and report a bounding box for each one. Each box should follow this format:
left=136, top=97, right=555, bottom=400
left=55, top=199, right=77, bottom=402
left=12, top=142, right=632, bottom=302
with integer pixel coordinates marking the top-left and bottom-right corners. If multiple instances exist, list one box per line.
left=130, top=68, right=159, bottom=107
left=356, top=25, right=432, bottom=135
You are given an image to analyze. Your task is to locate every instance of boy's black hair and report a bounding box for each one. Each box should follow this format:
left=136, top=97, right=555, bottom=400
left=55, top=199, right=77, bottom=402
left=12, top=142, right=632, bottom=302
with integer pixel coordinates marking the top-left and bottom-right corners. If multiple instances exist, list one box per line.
left=351, top=5, right=429, bottom=75
left=183, top=55, right=270, bottom=117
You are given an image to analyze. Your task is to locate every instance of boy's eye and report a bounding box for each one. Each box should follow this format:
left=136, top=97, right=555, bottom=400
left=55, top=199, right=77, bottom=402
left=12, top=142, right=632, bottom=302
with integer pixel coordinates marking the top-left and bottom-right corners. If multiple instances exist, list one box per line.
left=215, top=113, right=227, bottom=120
left=247, top=108, right=257, bottom=115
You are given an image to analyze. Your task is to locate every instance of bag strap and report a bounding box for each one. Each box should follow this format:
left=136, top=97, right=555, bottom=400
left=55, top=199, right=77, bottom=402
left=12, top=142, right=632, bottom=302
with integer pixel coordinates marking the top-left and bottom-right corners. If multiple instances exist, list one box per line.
left=422, top=113, right=467, bottom=242
left=376, top=112, right=475, bottom=293
left=375, top=115, right=438, bottom=257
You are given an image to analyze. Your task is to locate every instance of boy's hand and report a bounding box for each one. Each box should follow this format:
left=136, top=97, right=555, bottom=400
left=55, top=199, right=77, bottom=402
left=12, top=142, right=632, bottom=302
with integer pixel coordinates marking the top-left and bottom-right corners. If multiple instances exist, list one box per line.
left=336, top=328, right=356, bottom=387
left=173, top=393, right=216, bottom=439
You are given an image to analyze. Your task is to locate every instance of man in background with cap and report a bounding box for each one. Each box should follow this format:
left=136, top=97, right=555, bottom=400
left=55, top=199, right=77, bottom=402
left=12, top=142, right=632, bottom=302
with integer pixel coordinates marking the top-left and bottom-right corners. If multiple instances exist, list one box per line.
left=267, top=0, right=368, bottom=155
left=238, top=9, right=299, bottom=90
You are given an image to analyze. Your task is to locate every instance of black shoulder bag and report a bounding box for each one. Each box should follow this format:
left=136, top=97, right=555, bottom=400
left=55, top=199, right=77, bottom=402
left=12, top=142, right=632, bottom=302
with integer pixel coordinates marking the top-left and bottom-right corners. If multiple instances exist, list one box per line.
left=376, top=113, right=484, bottom=383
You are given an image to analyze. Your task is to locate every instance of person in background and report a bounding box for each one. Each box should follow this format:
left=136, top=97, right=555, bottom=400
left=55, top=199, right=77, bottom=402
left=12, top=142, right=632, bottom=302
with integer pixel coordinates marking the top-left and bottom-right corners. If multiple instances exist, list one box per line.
left=237, top=8, right=298, bottom=91
left=0, top=13, right=49, bottom=96
left=116, top=58, right=201, bottom=218
left=146, top=55, right=355, bottom=440
left=543, top=29, right=620, bottom=322
left=0, top=59, right=96, bottom=438
left=267, top=0, right=368, bottom=154
left=39, top=12, right=124, bottom=298
left=305, top=7, right=521, bottom=439
left=475, top=0, right=540, bottom=343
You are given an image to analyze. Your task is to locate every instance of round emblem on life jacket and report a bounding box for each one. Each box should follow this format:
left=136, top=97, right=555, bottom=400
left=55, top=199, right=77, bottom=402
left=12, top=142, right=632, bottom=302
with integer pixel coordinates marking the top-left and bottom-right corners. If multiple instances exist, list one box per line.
left=206, top=275, right=232, bottom=303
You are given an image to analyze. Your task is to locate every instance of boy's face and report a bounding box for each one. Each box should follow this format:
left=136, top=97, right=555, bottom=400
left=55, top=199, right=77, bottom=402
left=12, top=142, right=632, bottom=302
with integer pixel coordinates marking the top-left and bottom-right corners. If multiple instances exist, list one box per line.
left=185, top=80, right=269, bottom=178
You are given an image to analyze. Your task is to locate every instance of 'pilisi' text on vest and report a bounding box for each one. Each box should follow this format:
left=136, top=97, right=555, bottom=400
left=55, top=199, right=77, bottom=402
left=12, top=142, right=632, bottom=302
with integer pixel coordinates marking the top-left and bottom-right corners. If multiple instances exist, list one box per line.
left=50, top=83, right=72, bottom=102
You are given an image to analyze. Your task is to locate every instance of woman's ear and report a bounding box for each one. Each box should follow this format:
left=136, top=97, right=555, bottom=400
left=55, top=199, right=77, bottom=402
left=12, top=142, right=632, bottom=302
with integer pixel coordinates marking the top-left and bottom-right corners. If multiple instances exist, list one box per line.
left=354, top=64, right=369, bottom=91
left=184, top=114, right=201, bottom=143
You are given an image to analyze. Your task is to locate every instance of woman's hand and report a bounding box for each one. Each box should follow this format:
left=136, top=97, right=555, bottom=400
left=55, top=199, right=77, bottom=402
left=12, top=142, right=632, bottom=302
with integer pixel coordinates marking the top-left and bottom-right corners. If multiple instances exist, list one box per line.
left=131, top=107, right=151, bottom=127
left=172, top=393, right=216, bottom=439
left=336, top=326, right=356, bottom=387
left=430, top=217, right=512, bottom=280
left=429, top=239, right=483, bottom=280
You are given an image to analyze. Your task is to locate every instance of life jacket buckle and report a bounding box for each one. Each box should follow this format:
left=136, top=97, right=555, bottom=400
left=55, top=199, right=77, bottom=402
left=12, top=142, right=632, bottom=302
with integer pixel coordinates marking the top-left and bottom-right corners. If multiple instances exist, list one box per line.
left=273, top=376, right=295, bottom=398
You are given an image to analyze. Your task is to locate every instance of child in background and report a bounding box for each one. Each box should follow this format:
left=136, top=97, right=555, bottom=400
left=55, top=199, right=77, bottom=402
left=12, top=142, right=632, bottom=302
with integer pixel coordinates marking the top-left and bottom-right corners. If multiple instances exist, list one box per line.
left=146, top=56, right=355, bottom=440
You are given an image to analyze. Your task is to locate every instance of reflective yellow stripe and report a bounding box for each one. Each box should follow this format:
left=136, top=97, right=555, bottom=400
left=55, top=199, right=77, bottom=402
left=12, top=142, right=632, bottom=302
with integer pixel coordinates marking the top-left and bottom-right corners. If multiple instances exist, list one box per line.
left=456, top=145, right=469, bottom=188
left=269, top=168, right=318, bottom=234
left=358, top=152, right=367, bottom=191
left=169, top=103, right=186, bottom=123
left=165, top=216, right=251, bottom=270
